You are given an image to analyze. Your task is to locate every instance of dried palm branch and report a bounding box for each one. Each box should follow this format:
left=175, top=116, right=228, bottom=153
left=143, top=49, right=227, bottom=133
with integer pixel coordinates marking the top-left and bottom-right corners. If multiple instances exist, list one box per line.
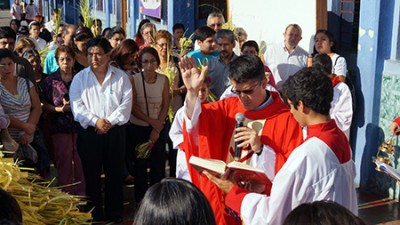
left=0, top=158, right=92, bottom=224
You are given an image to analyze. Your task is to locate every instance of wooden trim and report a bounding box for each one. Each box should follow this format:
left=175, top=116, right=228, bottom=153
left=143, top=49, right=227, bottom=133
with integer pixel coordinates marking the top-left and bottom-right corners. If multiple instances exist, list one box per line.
left=316, top=0, right=327, bottom=30
left=122, top=0, right=127, bottom=31
left=226, top=0, right=230, bottom=20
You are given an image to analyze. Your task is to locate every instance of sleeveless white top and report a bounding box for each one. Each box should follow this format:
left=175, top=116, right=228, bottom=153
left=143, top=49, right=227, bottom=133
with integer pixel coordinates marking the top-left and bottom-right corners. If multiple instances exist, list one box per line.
left=130, top=72, right=166, bottom=126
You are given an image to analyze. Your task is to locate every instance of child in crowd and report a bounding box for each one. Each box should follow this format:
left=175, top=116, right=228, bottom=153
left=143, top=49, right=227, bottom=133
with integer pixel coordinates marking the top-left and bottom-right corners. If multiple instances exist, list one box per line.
left=186, top=26, right=218, bottom=66
left=28, top=21, right=46, bottom=50
left=169, top=78, right=210, bottom=180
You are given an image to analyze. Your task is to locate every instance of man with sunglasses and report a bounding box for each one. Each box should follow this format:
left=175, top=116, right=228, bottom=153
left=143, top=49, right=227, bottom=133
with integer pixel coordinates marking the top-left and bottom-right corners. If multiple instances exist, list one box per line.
left=205, top=67, right=357, bottom=225
left=179, top=55, right=303, bottom=225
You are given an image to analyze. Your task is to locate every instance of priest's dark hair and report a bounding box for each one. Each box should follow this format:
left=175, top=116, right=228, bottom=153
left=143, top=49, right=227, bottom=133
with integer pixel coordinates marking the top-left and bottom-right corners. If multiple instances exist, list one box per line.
left=283, top=200, right=366, bottom=225
left=282, top=67, right=333, bottom=115
left=133, top=178, right=217, bottom=225
left=228, top=55, right=264, bottom=83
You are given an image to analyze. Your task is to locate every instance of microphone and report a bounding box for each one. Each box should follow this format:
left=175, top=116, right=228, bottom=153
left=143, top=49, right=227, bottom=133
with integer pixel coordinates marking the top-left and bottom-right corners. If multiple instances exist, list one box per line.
left=234, top=113, right=245, bottom=161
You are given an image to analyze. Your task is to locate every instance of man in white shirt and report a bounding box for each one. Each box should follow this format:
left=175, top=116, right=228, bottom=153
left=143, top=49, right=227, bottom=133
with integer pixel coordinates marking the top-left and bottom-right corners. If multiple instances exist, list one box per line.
left=10, top=0, right=22, bottom=21
left=70, top=37, right=132, bottom=223
left=264, top=24, right=308, bottom=90
left=45, top=9, right=59, bottom=34
left=25, top=0, right=39, bottom=22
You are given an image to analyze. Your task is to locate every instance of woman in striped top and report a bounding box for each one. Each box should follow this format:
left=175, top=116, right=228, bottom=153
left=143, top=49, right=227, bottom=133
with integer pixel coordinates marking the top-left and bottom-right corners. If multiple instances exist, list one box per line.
left=0, top=49, right=42, bottom=145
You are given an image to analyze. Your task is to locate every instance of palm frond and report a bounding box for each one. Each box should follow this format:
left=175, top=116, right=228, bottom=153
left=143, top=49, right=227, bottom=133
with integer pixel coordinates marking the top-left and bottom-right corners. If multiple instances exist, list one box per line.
left=54, top=8, right=62, bottom=34
left=79, top=0, right=93, bottom=28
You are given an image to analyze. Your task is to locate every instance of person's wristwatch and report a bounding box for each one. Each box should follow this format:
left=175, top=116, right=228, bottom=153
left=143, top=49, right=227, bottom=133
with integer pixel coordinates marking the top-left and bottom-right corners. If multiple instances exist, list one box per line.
left=256, top=145, right=263, bottom=156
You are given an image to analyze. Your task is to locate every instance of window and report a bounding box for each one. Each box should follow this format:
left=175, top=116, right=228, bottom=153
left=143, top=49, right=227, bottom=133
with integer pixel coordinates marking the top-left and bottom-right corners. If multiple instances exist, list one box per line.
left=96, top=0, right=103, bottom=12
left=390, top=0, right=400, bottom=60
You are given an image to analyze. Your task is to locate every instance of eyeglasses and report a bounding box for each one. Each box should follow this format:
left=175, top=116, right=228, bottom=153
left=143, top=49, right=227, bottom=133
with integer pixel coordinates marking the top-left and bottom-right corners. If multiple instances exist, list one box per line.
left=58, top=57, right=73, bottom=62
left=143, top=31, right=153, bottom=36
left=142, top=59, right=157, bottom=64
left=0, top=41, right=15, bottom=46
left=231, top=83, right=260, bottom=95
left=209, top=23, right=222, bottom=28
left=156, top=43, right=168, bottom=48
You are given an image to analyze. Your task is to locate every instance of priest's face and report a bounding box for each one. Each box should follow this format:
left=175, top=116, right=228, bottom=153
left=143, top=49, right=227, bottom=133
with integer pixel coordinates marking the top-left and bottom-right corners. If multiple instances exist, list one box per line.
left=231, top=78, right=267, bottom=110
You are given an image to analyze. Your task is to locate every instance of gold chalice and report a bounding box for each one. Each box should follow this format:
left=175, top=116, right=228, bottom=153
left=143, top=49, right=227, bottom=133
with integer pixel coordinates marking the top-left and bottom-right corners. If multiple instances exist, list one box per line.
left=375, top=136, right=395, bottom=172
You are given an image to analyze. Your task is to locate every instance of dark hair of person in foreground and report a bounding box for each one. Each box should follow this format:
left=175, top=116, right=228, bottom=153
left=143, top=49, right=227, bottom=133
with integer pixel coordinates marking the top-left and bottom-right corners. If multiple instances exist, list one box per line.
left=0, top=188, right=22, bottom=225
left=283, top=200, right=366, bottom=225
left=133, top=178, right=217, bottom=225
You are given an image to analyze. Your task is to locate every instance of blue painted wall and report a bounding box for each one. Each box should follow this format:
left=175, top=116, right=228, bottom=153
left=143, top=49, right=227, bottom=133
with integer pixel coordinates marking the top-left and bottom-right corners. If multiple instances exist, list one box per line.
left=354, top=0, right=394, bottom=189
left=167, top=0, right=196, bottom=36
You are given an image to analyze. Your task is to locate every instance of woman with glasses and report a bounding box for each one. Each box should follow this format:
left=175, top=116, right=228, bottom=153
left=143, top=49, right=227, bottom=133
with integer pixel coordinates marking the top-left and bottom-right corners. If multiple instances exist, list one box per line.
left=154, top=30, right=185, bottom=177
left=139, top=22, right=156, bottom=48
left=130, top=47, right=170, bottom=203
left=154, top=30, right=185, bottom=112
left=41, top=46, right=85, bottom=195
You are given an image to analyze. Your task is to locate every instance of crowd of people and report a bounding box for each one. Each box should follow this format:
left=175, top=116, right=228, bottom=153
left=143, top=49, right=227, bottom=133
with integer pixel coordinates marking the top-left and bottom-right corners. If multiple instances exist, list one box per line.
left=2, top=3, right=397, bottom=225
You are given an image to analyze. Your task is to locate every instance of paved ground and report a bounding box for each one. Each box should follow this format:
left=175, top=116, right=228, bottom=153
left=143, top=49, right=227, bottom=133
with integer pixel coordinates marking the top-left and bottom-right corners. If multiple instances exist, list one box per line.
left=0, top=9, right=11, bottom=27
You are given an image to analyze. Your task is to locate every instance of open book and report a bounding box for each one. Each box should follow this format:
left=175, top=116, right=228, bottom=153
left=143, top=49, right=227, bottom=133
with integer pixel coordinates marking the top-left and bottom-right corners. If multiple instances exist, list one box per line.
left=373, top=157, right=400, bottom=182
left=189, top=156, right=272, bottom=194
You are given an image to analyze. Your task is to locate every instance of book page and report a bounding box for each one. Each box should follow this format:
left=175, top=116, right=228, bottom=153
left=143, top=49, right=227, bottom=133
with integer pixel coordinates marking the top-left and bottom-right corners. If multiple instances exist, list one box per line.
left=225, top=161, right=272, bottom=194
left=227, top=161, right=265, bottom=173
left=189, top=156, right=227, bottom=176
left=374, top=158, right=400, bottom=182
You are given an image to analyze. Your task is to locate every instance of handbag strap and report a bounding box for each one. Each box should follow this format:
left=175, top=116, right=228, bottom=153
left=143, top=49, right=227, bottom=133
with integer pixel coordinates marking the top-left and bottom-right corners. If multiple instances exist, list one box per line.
left=25, top=78, right=30, bottom=96
left=141, top=71, right=150, bottom=116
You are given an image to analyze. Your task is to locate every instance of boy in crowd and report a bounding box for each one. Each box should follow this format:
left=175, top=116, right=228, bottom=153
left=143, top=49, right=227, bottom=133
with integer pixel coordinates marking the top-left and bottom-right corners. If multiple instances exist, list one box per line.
left=186, top=26, right=218, bottom=66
